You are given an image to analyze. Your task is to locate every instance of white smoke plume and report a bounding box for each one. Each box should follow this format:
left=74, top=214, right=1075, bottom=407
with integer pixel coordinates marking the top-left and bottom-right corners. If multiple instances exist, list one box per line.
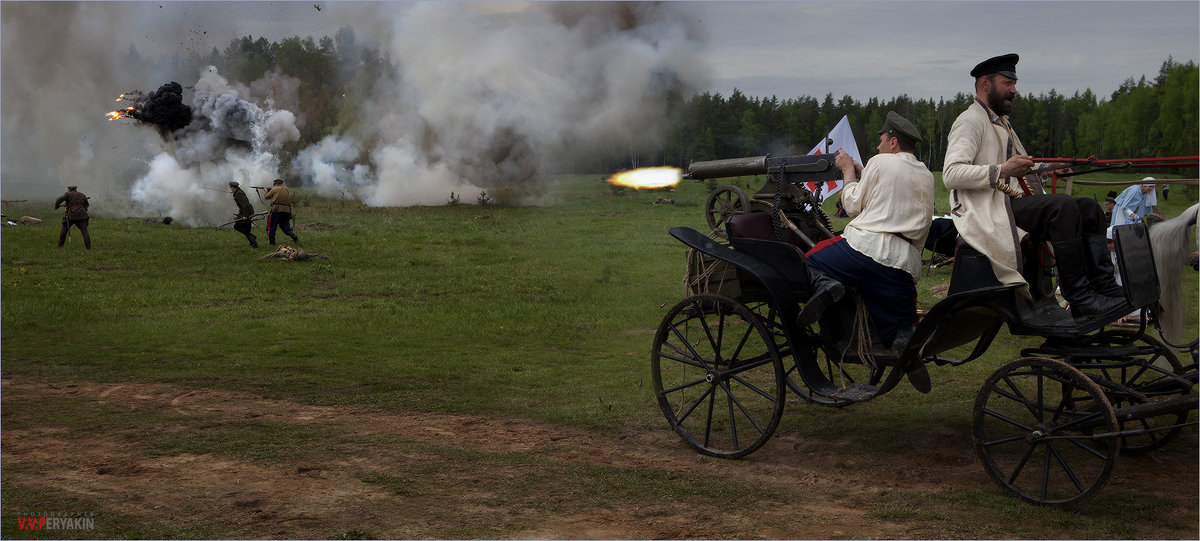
left=292, top=136, right=372, bottom=199
left=128, top=67, right=300, bottom=225
left=296, top=2, right=709, bottom=206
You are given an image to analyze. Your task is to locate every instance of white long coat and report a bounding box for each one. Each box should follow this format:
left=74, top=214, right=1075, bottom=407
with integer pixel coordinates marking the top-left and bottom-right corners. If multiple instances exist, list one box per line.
left=942, top=99, right=1032, bottom=293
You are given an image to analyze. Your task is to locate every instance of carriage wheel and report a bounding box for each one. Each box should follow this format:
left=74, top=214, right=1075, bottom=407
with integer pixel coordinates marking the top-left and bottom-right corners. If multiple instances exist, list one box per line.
left=1076, top=329, right=1189, bottom=455
left=651, top=294, right=786, bottom=458
left=705, top=186, right=750, bottom=237
left=972, top=357, right=1119, bottom=507
left=744, top=301, right=895, bottom=407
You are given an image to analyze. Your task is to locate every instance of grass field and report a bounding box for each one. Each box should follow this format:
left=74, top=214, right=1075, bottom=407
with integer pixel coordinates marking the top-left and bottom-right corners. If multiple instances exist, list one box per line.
left=2, top=171, right=1197, bottom=539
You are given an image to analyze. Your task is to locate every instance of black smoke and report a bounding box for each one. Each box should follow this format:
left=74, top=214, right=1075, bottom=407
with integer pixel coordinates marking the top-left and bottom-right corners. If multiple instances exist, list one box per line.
left=128, top=82, right=193, bottom=136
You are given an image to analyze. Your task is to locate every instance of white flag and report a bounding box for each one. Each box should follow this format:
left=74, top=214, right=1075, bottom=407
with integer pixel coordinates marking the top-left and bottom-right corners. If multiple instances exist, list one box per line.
left=805, top=115, right=862, bottom=200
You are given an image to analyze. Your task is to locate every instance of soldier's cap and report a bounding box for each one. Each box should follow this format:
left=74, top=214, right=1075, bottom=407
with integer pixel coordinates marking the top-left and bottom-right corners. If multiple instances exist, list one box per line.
left=67, top=185, right=78, bottom=190
left=1105, top=196, right=1116, bottom=204
left=878, top=111, right=922, bottom=143
left=971, top=53, right=1019, bottom=80
left=273, top=178, right=284, bottom=185
left=229, top=181, right=240, bottom=187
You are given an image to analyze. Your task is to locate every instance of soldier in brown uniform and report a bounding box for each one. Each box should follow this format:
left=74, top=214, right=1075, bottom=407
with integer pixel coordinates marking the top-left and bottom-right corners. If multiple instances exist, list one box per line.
left=257, top=178, right=299, bottom=245
left=54, top=185, right=90, bottom=249
left=229, top=181, right=258, bottom=248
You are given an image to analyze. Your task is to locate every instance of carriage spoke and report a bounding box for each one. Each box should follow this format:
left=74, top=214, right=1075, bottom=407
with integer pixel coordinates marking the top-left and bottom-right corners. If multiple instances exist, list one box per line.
left=1047, top=442, right=1088, bottom=494
left=720, top=381, right=768, bottom=437
left=1005, top=444, right=1037, bottom=485
left=666, top=320, right=711, bottom=370
left=980, top=407, right=1035, bottom=433
left=660, top=374, right=710, bottom=396
left=674, top=381, right=717, bottom=426
left=729, top=369, right=783, bottom=403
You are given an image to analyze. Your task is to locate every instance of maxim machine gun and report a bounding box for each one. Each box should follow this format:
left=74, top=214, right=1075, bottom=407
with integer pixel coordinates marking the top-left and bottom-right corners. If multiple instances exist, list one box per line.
left=687, top=154, right=840, bottom=250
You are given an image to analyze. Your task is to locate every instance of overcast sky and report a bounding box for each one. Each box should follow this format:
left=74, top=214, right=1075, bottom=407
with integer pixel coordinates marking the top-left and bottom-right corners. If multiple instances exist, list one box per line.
left=123, top=0, right=1199, bottom=102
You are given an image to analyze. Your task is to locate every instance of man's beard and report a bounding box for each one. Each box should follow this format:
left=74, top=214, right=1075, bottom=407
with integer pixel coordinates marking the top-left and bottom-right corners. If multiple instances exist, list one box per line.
left=988, top=86, right=1014, bottom=115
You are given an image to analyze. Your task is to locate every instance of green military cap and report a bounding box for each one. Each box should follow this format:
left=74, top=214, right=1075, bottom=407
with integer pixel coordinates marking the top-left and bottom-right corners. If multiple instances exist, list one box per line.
left=229, top=181, right=240, bottom=187
left=67, top=185, right=78, bottom=190
left=971, top=53, right=1019, bottom=80
left=273, top=178, right=284, bottom=185
left=878, top=111, right=922, bottom=143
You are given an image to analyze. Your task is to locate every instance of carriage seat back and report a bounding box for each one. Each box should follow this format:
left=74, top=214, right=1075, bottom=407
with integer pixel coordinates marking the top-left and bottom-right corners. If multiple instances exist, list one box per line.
left=947, top=240, right=1006, bottom=296
left=726, top=212, right=812, bottom=300
left=726, top=211, right=808, bottom=251
left=947, top=236, right=1053, bottom=298
left=1111, top=223, right=1159, bottom=309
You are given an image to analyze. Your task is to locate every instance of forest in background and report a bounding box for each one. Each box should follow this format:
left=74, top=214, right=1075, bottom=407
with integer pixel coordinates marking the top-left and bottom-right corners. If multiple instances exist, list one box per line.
left=664, top=57, right=1198, bottom=172
left=137, top=30, right=1198, bottom=176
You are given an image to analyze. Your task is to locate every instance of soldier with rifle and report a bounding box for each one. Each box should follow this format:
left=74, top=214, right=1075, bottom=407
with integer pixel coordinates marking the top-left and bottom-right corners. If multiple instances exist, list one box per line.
left=255, top=179, right=299, bottom=245
left=943, top=53, right=1123, bottom=319
left=228, top=181, right=259, bottom=248
left=54, top=185, right=91, bottom=249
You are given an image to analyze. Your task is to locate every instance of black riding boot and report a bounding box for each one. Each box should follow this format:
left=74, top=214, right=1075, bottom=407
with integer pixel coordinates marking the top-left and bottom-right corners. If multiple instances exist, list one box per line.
left=1083, top=234, right=1124, bottom=298
left=1052, top=239, right=1126, bottom=318
left=797, top=269, right=845, bottom=327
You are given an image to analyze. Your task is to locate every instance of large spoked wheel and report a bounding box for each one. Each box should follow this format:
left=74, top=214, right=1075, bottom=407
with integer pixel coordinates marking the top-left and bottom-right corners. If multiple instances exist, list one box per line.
left=1076, top=329, right=1190, bottom=455
left=652, top=293, right=786, bottom=458
left=705, top=186, right=750, bottom=237
left=972, top=357, right=1119, bottom=507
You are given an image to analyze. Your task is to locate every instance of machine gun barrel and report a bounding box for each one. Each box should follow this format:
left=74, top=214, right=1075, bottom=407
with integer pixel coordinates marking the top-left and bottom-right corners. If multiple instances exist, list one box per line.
left=685, top=156, right=768, bottom=180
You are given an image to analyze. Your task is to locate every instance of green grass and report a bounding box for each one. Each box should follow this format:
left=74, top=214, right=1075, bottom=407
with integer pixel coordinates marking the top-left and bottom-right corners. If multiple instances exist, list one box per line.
left=3, top=176, right=701, bottom=428
left=2, top=171, right=1196, bottom=538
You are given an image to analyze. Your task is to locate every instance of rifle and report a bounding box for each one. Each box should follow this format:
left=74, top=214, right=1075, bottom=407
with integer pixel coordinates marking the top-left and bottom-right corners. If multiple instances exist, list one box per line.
left=219, top=211, right=268, bottom=227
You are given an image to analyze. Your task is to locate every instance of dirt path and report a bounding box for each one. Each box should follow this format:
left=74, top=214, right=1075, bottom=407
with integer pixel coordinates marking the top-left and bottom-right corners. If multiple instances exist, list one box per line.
left=3, top=376, right=1196, bottom=539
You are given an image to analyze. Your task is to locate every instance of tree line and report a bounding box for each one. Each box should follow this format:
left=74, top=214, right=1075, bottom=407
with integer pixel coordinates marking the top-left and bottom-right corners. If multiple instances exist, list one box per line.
left=663, top=57, right=1198, bottom=173
left=136, top=32, right=1196, bottom=174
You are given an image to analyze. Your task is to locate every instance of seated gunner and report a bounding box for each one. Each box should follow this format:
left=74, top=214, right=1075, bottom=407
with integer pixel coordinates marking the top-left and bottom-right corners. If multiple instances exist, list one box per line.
left=802, top=111, right=936, bottom=349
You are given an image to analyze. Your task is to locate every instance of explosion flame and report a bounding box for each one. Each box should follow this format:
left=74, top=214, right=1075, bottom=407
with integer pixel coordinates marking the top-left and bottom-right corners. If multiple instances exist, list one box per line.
left=106, top=104, right=136, bottom=121
left=606, top=166, right=682, bottom=189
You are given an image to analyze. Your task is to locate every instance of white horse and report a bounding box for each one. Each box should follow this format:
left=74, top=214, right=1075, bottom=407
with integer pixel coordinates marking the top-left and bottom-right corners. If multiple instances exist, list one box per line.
left=1149, top=203, right=1199, bottom=346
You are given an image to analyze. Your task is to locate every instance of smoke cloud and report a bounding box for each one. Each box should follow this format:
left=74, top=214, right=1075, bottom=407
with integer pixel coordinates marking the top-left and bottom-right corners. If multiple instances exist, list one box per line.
left=2, top=2, right=708, bottom=220
left=129, top=67, right=301, bottom=225
left=335, top=2, right=709, bottom=205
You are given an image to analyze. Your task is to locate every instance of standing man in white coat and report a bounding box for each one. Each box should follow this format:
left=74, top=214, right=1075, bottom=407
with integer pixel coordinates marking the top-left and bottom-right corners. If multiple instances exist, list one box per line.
left=943, top=53, right=1124, bottom=318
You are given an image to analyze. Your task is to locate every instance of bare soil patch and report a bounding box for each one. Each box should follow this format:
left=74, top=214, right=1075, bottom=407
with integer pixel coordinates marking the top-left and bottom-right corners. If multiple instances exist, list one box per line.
left=2, top=376, right=1196, bottom=539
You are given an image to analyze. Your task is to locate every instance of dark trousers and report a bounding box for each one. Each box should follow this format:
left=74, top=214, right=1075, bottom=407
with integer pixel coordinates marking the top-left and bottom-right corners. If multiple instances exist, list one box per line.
left=58, top=219, right=90, bottom=249
left=233, top=220, right=257, bottom=246
left=805, top=236, right=916, bottom=345
left=1010, top=194, right=1106, bottom=243
left=266, top=211, right=297, bottom=243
